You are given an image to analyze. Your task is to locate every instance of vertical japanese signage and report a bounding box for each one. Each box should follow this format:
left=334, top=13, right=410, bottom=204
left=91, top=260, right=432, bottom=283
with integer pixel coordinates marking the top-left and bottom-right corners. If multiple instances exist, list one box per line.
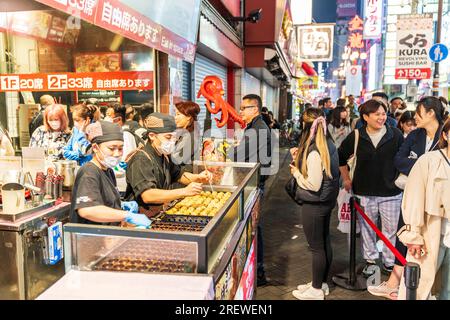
left=348, top=15, right=364, bottom=49
left=395, top=14, right=433, bottom=80
left=363, top=0, right=383, bottom=39
left=297, top=24, right=335, bottom=62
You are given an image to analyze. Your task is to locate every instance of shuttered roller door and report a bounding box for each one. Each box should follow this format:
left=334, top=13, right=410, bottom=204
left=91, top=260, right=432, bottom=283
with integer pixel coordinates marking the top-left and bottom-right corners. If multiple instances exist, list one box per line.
left=181, top=61, right=191, bottom=101
left=194, top=54, right=227, bottom=137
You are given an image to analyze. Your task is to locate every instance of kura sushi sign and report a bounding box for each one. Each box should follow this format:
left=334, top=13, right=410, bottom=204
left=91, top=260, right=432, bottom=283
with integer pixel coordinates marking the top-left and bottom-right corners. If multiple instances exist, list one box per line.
left=395, top=14, right=433, bottom=80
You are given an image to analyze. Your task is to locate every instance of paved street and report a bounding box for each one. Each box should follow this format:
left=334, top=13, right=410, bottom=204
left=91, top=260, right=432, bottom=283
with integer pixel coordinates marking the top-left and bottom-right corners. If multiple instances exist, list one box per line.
left=255, top=148, right=383, bottom=300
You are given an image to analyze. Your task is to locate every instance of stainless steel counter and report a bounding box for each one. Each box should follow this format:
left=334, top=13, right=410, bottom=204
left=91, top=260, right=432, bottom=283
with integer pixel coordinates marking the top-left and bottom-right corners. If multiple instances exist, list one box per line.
left=0, top=202, right=70, bottom=299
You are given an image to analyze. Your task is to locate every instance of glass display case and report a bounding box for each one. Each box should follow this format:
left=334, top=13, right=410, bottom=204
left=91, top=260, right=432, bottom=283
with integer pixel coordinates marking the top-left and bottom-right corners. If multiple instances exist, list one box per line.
left=63, top=162, right=261, bottom=281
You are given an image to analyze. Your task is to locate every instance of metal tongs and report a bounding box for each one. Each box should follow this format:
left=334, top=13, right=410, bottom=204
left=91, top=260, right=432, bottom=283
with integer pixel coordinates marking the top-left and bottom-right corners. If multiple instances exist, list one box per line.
left=202, top=160, right=214, bottom=192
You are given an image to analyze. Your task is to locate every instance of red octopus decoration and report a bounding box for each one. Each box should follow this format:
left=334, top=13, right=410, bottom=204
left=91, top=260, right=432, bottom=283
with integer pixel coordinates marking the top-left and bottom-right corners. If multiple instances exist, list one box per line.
left=197, top=75, right=246, bottom=129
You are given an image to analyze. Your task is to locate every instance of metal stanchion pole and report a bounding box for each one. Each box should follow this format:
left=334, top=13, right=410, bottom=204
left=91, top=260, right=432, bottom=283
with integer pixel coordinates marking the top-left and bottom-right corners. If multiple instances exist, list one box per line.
left=405, top=262, right=421, bottom=300
left=432, top=0, right=444, bottom=97
left=333, top=197, right=367, bottom=290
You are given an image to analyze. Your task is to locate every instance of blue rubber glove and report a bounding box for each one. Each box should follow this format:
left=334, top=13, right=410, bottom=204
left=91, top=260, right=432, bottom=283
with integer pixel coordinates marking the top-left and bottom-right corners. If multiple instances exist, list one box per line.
left=121, top=201, right=139, bottom=213
left=118, top=161, right=128, bottom=170
left=124, top=212, right=151, bottom=228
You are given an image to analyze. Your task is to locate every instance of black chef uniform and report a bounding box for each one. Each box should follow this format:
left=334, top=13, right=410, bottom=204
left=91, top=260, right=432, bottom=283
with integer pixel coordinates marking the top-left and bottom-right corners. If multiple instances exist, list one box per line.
left=70, top=162, right=122, bottom=225
left=125, top=142, right=183, bottom=214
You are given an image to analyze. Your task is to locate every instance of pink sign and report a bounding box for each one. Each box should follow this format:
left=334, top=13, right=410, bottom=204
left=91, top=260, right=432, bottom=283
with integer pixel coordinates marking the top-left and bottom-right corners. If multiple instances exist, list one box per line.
left=234, top=238, right=256, bottom=300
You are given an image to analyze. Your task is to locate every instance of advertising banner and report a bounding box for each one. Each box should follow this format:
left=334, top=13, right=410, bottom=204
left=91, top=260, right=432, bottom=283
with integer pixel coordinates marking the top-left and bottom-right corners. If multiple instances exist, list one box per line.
left=395, top=14, right=433, bottom=80
left=337, top=0, right=358, bottom=18
left=234, top=238, right=256, bottom=300
left=297, top=24, right=335, bottom=62
left=345, top=65, right=362, bottom=96
left=363, top=0, right=383, bottom=39
left=34, top=0, right=197, bottom=62
left=297, top=76, right=319, bottom=90
left=0, top=71, right=153, bottom=92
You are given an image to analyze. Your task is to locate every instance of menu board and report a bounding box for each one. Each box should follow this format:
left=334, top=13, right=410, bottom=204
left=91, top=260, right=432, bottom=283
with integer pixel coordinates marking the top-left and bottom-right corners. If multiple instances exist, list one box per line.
left=75, top=53, right=121, bottom=73
left=75, top=53, right=121, bottom=104
left=47, top=16, right=66, bottom=43
left=8, top=11, right=80, bottom=46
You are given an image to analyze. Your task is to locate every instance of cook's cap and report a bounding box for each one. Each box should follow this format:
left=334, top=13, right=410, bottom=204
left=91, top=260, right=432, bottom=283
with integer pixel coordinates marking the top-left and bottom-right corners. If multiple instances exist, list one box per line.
left=145, top=112, right=177, bottom=134
left=86, top=121, right=124, bottom=145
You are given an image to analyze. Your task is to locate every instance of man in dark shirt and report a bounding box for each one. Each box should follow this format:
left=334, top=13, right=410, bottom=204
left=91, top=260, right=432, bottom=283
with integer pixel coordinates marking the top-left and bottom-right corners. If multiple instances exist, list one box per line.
left=228, top=94, right=272, bottom=286
left=125, top=113, right=211, bottom=216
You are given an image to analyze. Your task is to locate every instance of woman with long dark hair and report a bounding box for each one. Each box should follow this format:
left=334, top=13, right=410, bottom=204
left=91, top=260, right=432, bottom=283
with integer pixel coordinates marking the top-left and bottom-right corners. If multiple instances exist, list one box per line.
left=290, top=108, right=340, bottom=300
left=328, top=106, right=352, bottom=148
left=172, top=101, right=201, bottom=171
left=397, top=111, right=416, bottom=137
left=368, top=97, right=445, bottom=299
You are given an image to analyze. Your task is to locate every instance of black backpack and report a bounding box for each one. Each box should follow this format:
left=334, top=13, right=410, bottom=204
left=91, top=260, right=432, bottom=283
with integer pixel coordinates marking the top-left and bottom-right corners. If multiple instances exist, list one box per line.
left=29, top=112, right=43, bottom=135
left=123, top=127, right=145, bottom=148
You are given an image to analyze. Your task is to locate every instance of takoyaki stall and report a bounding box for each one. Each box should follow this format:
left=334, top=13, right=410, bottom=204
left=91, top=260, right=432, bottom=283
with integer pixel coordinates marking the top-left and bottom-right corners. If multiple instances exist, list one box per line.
left=38, top=161, right=261, bottom=300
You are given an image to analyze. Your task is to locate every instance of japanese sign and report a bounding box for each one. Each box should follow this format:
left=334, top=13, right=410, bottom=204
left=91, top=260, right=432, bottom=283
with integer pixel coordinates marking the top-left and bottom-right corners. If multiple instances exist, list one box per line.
left=297, top=24, right=334, bottom=62
left=348, top=15, right=364, bottom=49
left=337, top=0, right=358, bottom=18
left=34, top=0, right=197, bottom=63
left=0, top=71, right=153, bottom=92
left=297, top=76, right=319, bottom=90
left=363, top=0, right=383, bottom=40
left=345, top=65, right=362, bottom=96
left=395, top=14, right=433, bottom=80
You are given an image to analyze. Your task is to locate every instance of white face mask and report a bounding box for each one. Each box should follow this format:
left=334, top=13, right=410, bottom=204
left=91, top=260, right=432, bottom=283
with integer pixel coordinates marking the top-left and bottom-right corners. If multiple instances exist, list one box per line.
left=158, top=137, right=176, bottom=155
left=48, top=120, right=61, bottom=131
left=97, top=147, right=121, bottom=169
left=104, top=117, right=113, bottom=123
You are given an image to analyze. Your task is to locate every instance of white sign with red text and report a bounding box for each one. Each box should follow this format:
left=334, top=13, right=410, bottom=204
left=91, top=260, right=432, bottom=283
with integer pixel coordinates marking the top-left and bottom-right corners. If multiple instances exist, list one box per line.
left=395, top=14, right=433, bottom=80
left=363, top=0, right=383, bottom=39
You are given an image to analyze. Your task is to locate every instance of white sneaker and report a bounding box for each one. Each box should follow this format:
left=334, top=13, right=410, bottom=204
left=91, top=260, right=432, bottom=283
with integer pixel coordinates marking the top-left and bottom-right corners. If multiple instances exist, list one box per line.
left=292, top=286, right=325, bottom=300
left=297, top=282, right=330, bottom=296
left=367, top=281, right=398, bottom=300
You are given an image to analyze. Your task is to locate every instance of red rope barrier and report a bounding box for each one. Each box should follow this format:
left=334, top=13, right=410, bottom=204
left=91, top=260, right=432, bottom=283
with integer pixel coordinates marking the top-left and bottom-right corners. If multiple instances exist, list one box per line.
left=353, top=199, right=407, bottom=266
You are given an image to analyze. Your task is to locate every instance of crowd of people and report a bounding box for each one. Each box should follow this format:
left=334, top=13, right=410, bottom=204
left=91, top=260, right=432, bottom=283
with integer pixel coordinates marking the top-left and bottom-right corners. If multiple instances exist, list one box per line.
left=10, top=90, right=450, bottom=301
left=289, top=93, right=450, bottom=300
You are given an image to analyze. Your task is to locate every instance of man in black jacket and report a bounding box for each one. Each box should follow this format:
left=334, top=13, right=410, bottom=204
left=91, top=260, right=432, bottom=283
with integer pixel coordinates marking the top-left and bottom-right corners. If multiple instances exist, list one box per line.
left=229, top=94, right=272, bottom=286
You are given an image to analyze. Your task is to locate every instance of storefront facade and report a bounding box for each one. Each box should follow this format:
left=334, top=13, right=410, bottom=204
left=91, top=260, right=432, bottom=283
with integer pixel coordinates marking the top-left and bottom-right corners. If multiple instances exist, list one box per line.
left=193, top=0, right=244, bottom=137
left=244, top=0, right=298, bottom=123
left=0, top=0, right=200, bottom=149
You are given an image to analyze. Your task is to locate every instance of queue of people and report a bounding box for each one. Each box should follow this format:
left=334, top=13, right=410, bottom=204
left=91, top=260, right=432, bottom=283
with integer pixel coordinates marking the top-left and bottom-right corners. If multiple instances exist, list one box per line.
left=288, top=93, right=450, bottom=300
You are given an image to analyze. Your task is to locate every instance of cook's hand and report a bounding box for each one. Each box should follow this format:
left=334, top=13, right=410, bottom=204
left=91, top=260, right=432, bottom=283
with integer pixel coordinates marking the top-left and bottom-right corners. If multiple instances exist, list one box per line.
left=197, top=170, right=213, bottom=183
left=124, top=212, right=151, bottom=228
left=290, top=147, right=298, bottom=159
left=407, top=244, right=426, bottom=260
left=121, top=201, right=139, bottom=213
left=343, top=179, right=352, bottom=192
left=290, top=164, right=299, bottom=176
left=183, top=182, right=203, bottom=197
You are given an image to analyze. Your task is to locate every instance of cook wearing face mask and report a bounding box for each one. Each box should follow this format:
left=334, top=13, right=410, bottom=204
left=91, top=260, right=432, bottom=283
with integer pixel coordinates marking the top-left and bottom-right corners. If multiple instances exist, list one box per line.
left=124, top=112, right=212, bottom=216
left=29, top=104, right=70, bottom=161
left=70, top=120, right=151, bottom=228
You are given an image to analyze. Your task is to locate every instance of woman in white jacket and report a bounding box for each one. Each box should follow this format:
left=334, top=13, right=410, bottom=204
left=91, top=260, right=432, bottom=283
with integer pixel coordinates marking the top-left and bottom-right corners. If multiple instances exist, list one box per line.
left=397, top=118, right=450, bottom=300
